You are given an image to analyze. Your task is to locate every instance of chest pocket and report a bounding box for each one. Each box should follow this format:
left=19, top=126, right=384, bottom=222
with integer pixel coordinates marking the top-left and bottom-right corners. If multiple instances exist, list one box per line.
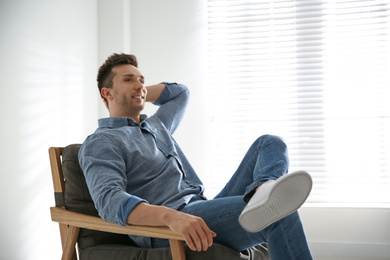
left=153, top=129, right=185, bottom=172
left=154, top=129, right=178, bottom=157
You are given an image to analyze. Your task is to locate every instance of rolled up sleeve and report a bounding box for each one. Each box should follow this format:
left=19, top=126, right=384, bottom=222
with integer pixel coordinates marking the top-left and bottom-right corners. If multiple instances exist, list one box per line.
left=153, top=82, right=190, bottom=134
left=78, top=134, right=148, bottom=226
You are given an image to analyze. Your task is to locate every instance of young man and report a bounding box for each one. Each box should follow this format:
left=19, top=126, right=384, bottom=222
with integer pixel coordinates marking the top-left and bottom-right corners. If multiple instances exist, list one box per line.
left=79, top=53, right=314, bottom=259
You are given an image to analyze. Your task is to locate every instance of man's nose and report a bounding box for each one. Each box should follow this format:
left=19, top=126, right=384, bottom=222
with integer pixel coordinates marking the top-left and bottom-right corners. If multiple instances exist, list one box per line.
left=135, top=80, right=144, bottom=90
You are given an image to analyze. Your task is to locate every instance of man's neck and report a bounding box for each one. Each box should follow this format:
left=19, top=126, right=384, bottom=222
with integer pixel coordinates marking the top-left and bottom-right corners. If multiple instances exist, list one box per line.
left=109, top=112, right=141, bottom=124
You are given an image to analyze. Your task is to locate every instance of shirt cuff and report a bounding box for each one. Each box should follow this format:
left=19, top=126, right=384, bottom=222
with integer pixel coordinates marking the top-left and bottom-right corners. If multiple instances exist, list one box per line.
left=154, top=82, right=176, bottom=106
left=119, top=196, right=149, bottom=226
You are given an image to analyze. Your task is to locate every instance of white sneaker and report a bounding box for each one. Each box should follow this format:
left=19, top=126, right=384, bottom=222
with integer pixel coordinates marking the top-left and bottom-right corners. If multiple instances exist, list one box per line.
left=239, top=170, right=312, bottom=233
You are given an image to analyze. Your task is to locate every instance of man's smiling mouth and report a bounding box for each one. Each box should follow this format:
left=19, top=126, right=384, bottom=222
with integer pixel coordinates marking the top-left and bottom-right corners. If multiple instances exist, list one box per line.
left=132, top=94, right=144, bottom=99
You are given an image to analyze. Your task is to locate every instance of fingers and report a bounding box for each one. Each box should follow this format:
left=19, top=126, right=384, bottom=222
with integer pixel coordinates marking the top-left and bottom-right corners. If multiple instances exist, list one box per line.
left=167, top=212, right=216, bottom=252
left=182, top=232, right=197, bottom=251
left=185, top=218, right=216, bottom=251
left=200, top=222, right=216, bottom=250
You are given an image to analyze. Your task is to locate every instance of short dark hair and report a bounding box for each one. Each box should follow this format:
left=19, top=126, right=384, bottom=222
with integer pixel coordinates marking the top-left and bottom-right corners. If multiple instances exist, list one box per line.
left=97, top=53, right=138, bottom=106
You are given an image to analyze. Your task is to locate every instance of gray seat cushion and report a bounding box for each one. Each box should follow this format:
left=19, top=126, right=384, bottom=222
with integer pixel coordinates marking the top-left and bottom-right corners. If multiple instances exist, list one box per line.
left=62, top=144, right=269, bottom=260
left=80, top=244, right=269, bottom=260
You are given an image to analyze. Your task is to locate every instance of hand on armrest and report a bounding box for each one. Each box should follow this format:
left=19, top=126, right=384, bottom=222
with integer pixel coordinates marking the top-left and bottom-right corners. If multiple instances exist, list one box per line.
left=127, top=203, right=216, bottom=252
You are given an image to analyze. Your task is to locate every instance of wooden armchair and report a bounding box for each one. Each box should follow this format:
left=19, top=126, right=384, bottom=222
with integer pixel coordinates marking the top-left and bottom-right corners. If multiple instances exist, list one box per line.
left=49, top=144, right=269, bottom=260
left=49, top=146, right=186, bottom=260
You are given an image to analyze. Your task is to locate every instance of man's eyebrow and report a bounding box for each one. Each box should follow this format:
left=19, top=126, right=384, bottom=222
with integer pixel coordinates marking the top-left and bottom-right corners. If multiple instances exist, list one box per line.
left=122, top=74, right=145, bottom=79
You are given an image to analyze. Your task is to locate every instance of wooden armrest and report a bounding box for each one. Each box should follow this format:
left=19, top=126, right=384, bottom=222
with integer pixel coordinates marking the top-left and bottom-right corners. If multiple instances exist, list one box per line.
left=50, top=207, right=184, bottom=241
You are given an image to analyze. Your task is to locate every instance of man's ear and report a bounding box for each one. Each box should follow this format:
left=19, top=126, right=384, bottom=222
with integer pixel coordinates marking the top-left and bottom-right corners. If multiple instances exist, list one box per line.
left=101, top=87, right=113, bottom=110
left=101, top=87, right=113, bottom=101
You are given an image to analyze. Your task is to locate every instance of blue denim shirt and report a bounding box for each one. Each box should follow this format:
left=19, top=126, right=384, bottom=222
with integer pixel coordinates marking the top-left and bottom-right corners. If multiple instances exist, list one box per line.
left=78, top=82, right=205, bottom=234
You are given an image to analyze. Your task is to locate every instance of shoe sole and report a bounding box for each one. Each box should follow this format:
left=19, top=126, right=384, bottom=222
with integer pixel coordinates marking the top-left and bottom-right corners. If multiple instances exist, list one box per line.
left=239, top=171, right=312, bottom=233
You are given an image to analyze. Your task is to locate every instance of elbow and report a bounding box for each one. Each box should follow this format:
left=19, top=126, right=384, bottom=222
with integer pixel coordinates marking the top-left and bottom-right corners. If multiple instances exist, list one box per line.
left=177, top=83, right=190, bottom=104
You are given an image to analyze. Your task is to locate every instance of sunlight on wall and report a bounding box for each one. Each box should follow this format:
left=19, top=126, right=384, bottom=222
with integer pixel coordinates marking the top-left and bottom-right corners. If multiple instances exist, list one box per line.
left=0, top=0, right=98, bottom=259
left=18, top=33, right=85, bottom=258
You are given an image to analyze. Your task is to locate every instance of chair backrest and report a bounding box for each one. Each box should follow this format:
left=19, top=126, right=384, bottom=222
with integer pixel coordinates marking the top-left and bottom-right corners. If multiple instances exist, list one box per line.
left=51, top=144, right=136, bottom=250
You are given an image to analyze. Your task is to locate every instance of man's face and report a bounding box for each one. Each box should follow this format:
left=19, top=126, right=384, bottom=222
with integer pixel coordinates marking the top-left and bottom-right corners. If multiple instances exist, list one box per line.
left=108, top=64, right=147, bottom=117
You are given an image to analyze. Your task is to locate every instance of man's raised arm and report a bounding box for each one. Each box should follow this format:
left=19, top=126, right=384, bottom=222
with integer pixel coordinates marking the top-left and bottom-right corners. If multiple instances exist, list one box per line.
left=145, top=83, right=166, bottom=103
left=151, top=82, right=190, bottom=133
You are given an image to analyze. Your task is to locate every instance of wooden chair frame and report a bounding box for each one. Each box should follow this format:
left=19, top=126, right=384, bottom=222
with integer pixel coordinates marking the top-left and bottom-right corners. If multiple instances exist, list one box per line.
left=49, top=147, right=186, bottom=260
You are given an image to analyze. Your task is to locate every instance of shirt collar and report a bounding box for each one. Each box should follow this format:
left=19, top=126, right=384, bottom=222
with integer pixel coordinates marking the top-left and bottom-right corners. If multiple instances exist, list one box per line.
left=98, top=114, right=148, bottom=128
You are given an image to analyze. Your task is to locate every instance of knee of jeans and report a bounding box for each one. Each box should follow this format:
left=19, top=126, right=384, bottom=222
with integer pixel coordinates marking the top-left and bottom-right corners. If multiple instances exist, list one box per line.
left=257, top=134, right=287, bottom=148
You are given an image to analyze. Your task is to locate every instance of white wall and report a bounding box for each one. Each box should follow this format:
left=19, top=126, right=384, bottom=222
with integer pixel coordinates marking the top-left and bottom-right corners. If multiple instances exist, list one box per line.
left=300, top=206, right=390, bottom=260
left=0, top=0, right=98, bottom=259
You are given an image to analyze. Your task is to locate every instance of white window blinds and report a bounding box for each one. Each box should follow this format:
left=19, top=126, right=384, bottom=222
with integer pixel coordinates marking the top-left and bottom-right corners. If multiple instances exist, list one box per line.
left=206, top=0, right=390, bottom=205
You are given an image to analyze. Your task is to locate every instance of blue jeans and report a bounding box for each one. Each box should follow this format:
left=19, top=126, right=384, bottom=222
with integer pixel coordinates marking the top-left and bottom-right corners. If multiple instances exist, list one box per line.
left=152, top=135, right=313, bottom=260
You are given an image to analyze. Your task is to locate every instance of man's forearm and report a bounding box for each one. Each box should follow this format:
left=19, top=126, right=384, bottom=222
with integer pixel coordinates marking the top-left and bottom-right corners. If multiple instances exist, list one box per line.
left=146, top=83, right=166, bottom=103
left=127, top=202, right=216, bottom=252
left=127, top=202, right=176, bottom=226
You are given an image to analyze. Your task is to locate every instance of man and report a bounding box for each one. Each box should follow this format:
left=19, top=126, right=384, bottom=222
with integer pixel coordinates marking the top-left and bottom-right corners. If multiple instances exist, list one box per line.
left=79, top=53, right=314, bottom=259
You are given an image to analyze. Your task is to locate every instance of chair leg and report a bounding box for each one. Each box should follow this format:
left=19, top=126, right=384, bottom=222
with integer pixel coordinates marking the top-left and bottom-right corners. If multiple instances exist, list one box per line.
left=62, top=225, right=80, bottom=260
left=169, top=239, right=186, bottom=260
